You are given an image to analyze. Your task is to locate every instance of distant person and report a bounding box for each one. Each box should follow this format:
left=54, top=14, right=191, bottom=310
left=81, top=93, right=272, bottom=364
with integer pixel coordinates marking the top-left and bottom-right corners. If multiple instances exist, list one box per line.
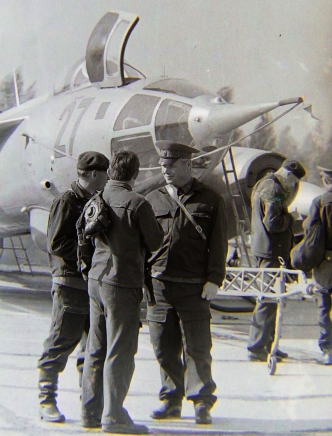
left=247, top=159, right=306, bottom=361
left=304, top=166, right=332, bottom=365
left=81, top=151, right=163, bottom=434
left=145, top=141, right=228, bottom=425
left=37, top=151, right=109, bottom=423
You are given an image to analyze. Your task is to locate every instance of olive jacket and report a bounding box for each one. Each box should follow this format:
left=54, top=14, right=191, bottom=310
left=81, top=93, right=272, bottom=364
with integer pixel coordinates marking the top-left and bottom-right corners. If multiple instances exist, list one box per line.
left=145, top=178, right=228, bottom=286
left=305, top=189, right=332, bottom=288
left=88, top=180, right=164, bottom=288
left=47, top=181, right=91, bottom=290
left=250, top=174, right=295, bottom=260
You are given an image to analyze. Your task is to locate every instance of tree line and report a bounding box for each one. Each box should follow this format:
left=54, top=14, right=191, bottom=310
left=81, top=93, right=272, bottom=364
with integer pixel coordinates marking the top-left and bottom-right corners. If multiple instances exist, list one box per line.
left=0, top=68, right=36, bottom=112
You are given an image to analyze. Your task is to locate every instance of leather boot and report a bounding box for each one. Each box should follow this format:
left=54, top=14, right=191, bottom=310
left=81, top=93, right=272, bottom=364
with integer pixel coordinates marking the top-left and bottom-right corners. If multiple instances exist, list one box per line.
left=151, top=400, right=182, bottom=419
left=38, top=369, right=65, bottom=422
left=39, top=403, right=65, bottom=423
left=316, top=351, right=332, bottom=365
left=38, top=369, right=59, bottom=403
left=194, top=402, right=212, bottom=425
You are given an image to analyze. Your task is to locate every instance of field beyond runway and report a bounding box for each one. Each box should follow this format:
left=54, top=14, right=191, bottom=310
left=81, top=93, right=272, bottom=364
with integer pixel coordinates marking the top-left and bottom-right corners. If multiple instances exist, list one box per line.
left=0, top=271, right=331, bottom=435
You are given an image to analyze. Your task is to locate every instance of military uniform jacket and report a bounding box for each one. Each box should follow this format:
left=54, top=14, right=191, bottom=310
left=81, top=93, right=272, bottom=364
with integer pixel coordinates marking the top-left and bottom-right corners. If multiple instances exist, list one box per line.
left=304, top=190, right=332, bottom=288
left=47, top=181, right=90, bottom=290
left=250, top=174, right=295, bottom=260
left=88, top=180, right=163, bottom=288
left=145, top=178, right=228, bottom=286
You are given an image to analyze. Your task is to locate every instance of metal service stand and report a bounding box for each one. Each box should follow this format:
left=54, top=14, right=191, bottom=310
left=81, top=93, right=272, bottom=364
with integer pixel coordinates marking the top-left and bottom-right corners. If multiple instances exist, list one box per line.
left=218, top=265, right=319, bottom=375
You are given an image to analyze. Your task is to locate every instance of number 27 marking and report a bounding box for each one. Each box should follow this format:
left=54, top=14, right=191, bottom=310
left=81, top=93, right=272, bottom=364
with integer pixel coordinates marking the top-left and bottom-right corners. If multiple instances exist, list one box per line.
left=54, top=98, right=94, bottom=158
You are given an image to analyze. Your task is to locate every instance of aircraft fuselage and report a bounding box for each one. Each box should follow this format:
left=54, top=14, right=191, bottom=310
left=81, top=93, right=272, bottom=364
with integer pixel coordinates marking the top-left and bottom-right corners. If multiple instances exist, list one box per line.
left=0, top=77, right=233, bottom=240
left=0, top=10, right=319, bottom=252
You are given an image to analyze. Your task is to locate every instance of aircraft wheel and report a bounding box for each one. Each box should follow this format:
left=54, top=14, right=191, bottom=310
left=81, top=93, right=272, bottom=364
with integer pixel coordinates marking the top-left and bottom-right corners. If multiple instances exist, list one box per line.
left=267, top=354, right=277, bottom=375
left=306, top=284, right=315, bottom=296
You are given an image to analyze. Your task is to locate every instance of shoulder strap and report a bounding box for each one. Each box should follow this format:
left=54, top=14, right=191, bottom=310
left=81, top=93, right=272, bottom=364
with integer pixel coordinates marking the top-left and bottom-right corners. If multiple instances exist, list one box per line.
left=165, top=184, right=206, bottom=241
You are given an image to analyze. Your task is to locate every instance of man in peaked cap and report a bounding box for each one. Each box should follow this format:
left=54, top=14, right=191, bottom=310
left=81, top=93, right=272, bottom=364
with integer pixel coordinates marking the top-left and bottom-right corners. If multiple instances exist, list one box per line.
left=37, top=151, right=109, bottom=423
left=145, top=140, right=228, bottom=425
left=157, top=140, right=200, bottom=161
left=247, top=157, right=306, bottom=362
left=304, top=165, right=332, bottom=365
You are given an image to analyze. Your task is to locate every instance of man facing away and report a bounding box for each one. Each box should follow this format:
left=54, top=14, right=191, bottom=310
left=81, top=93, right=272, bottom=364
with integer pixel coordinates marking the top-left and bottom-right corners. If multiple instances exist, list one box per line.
left=247, top=158, right=306, bottom=362
left=145, top=141, right=228, bottom=425
left=38, top=151, right=110, bottom=422
left=81, top=151, right=163, bottom=434
left=304, top=165, right=332, bottom=365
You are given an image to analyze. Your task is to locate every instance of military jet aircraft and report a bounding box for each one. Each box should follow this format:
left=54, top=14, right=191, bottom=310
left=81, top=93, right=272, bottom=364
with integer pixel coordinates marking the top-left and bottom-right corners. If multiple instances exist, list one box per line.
left=0, top=11, right=323, bottom=254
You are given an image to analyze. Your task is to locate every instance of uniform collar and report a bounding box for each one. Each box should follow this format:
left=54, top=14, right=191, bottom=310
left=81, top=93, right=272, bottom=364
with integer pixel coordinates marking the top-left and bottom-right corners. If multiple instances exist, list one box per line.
left=177, top=178, right=194, bottom=196
left=71, top=181, right=93, bottom=199
left=108, top=180, right=133, bottom=191
left=159, top=177, right=203, bottom=195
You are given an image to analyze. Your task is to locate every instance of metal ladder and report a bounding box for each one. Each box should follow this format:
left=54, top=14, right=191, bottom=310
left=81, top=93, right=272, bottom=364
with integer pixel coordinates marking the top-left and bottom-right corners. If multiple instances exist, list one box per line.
left=6, top=236, right=34, bottom=275
left=221, top=147, right=252, bottom=266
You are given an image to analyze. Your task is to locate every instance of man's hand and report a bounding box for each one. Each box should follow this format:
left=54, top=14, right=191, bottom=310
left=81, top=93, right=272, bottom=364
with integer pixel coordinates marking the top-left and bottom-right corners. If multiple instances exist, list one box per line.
left=290, top=209, right=303, bottom=221
left=201, top=282, right=219, bottom=300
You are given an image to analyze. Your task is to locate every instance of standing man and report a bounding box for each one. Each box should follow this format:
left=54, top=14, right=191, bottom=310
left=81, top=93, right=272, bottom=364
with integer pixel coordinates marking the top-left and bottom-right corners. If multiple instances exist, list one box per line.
left=81, top=151, right=163, bottom=434
left=38, top=151, right=110, bottom=423
left=145, top=141, right=228, bottom=425
left=306, top=166, right=332, bottom=365
left=247, top=159, right=306, bottom=361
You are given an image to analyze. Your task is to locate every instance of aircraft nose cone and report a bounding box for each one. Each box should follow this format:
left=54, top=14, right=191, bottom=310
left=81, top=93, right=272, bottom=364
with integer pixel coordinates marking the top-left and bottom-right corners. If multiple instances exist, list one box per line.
left=190, top=102, right=279, bottom=144
left=189, top=97, right=303, bottom=145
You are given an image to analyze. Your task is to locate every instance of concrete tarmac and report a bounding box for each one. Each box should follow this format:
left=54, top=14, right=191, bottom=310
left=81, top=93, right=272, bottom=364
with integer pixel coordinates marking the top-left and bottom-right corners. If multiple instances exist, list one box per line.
left=0, top=271, right=331, bottom=435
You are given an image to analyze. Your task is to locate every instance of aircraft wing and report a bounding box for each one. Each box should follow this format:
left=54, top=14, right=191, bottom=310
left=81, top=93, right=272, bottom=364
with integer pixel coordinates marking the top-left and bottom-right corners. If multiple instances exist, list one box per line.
left=0, top=117, right=26, bottom=130
left=0, top=116, right=26, bottom=143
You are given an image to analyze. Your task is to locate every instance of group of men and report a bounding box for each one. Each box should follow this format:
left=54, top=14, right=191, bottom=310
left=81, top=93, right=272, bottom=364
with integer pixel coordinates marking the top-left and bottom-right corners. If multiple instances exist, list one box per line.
left=37, top=142, right=228, bottom=434
left=37, top=141, right=332, bottom=434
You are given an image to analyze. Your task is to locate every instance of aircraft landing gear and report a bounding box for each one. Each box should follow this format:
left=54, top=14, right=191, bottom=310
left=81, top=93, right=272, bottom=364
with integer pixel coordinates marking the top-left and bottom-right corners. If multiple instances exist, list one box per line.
left=267, top=354, right=278, bottom=375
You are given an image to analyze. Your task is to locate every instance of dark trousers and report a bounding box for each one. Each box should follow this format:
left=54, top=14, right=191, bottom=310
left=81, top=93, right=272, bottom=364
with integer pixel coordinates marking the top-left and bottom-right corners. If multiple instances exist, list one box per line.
left=81, top=279, right=142, bottom=425
left=76, top=329, right=89, bottom=387
left=317, top=289, right=332, bottom=352
left=38, top=283, right=89, bottom=404
left=247, top=257, right=281, bottom=353
left=147, top=279, right=216, bottom=407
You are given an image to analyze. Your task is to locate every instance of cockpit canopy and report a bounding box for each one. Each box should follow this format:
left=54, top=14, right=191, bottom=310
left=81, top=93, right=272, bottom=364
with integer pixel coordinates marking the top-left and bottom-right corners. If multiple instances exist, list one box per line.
left=53, top=58, right=145, bottom=95
left=144, top=79, right=213, bottom=99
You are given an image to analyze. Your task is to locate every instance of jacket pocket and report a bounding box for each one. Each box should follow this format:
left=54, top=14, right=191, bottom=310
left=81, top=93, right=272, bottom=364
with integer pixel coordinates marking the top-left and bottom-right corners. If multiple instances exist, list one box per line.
left=188, top=212, right=211, bottom=240
left=155, top=209, right=172, bottom=235
left=59, top=307, right=88, bottom=341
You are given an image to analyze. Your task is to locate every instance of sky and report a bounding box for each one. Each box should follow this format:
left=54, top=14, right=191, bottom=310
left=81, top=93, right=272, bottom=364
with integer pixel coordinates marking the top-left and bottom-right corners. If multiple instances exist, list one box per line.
left=1, top=0, right=331, bottom=145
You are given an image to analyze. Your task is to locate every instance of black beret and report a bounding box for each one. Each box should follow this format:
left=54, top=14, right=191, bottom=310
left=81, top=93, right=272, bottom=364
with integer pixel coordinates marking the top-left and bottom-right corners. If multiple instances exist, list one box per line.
left=77, top=151, right=109, bottom=171
left=281, top=159, right=306, bottom=180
